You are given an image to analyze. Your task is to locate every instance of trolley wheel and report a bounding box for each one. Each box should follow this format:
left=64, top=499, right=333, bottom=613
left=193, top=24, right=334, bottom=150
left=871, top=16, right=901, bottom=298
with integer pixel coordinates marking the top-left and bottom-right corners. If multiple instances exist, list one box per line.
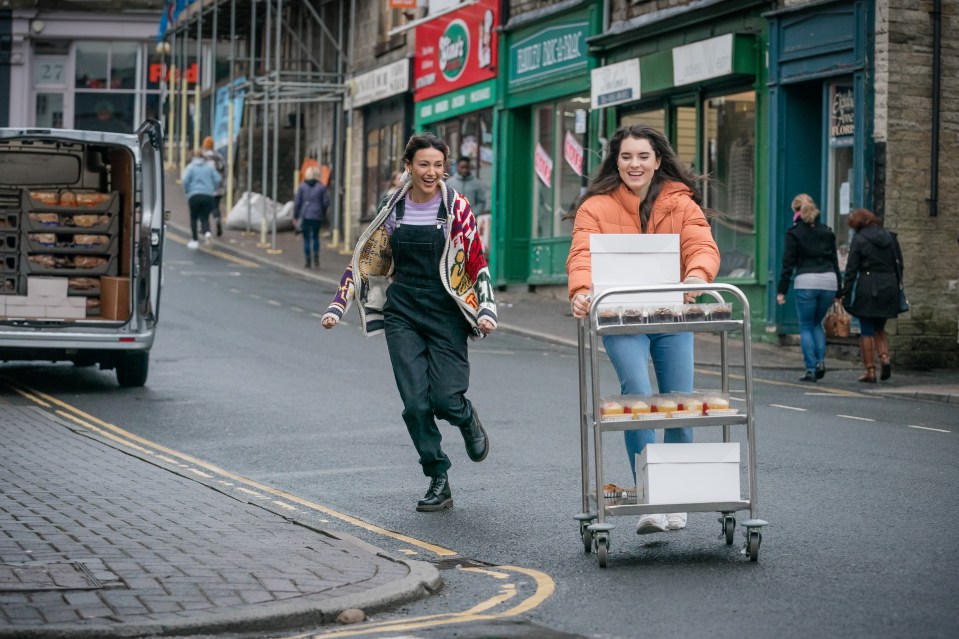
left=722, top=515, right=736, bottom=546
left=596, top=536, right=609, bottom=568
left=581, top=527, right=593, bottom=553
left=747, top=530, right=761, bottom=562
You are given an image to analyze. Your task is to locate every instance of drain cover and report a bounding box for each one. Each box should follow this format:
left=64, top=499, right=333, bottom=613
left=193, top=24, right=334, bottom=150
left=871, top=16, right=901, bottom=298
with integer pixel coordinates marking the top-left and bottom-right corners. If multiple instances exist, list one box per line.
left=0, top=561, right=103, bottom=591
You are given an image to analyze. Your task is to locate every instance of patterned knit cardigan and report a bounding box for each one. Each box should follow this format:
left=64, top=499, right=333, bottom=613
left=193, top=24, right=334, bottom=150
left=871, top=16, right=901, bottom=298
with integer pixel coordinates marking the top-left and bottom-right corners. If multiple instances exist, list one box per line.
left=323, top=180, right=497, bottom=338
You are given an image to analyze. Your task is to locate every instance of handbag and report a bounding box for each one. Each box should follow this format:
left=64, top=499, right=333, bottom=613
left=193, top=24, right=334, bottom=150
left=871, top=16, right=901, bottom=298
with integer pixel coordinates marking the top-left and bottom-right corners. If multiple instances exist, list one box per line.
left=897, top=285, right=909, bottom=314
left=823, top=299, right=851, bottom=338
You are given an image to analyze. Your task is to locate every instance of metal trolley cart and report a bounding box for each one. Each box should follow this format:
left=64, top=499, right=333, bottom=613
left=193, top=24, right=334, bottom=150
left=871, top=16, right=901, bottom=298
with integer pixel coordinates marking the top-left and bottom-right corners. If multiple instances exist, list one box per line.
left=575, top=283, right=767, bottom=567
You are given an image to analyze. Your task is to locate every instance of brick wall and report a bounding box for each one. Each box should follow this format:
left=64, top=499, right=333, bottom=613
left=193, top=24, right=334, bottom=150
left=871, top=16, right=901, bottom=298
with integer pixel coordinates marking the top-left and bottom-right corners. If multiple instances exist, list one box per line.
left=880, top=0, right=959, bottom=367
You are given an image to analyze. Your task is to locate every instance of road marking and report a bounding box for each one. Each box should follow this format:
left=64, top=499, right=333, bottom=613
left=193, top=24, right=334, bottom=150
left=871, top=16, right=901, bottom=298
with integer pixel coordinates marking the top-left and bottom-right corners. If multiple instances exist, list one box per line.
left=770, top=404, right=806, bottom=411
left=268, top=299, right=282, bottom=306
left=908, top=424, right=950, bottom=433
left=837, top=414, right=876, bottom=422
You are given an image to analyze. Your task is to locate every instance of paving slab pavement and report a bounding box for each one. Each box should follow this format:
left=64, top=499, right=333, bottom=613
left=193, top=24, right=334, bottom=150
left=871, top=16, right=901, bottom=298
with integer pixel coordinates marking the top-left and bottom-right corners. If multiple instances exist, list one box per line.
left=0, top=395, right=440, bottom=638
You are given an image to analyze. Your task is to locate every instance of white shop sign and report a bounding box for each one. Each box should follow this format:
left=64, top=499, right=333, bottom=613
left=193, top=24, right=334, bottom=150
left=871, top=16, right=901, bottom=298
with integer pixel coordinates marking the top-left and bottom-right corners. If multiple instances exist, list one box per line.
left=349, top=59, right=410, bottom=109
left=590, top=58, right=641, bottom=109
left=672, top=34, right=733, bottom=87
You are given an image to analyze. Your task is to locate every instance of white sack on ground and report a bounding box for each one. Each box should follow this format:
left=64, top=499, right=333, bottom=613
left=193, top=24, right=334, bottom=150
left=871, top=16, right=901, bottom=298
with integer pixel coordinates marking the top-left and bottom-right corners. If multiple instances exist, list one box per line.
left=226, top=192, right=295, bottom=231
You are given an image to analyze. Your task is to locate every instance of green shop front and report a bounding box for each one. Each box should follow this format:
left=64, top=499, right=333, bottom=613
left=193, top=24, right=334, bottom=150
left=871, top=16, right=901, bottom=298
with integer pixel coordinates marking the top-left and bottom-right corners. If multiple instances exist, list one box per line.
left=497, top=4, right=599, bottom=287
left=589, top=2, right=769, bottom=324
left=766, top=0, right=874, bottom=336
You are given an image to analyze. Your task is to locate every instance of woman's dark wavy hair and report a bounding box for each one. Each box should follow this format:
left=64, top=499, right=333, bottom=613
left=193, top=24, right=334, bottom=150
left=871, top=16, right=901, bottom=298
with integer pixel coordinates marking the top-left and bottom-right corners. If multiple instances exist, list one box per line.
left=567, top=124, right=705, bottom=228
left=402, top=132, right=449, bottom=164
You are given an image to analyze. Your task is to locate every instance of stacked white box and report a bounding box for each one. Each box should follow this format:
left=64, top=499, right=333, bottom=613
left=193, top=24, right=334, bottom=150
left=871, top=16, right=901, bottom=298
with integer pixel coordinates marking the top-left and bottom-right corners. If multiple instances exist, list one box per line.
left=637, top=443, right=741, bottom=505
left=589, top=234, right=682, bottom=310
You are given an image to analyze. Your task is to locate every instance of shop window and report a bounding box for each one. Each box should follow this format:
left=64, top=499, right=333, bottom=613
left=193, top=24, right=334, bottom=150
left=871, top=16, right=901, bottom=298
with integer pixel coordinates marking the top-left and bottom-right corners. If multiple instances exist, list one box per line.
left=376, top=0, right=411, bottom=56
left=431, top=110, right=494, bottom=214
left=362, top=120, right=404, bottom=221
left=110, top=42, right=140, bottom=90
left=74, top=93, right=134, bottom=133
left=826, top=82, right=855, bottom=270
left=703, top=91, right=756, bottom=278
left=76, top=42, right=110, bottom=89
left=532, top=96, right=588, bottom=239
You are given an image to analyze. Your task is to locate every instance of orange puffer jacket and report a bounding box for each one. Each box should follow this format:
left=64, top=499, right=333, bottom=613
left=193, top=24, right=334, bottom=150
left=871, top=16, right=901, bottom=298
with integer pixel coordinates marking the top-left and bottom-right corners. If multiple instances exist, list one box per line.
left=566, top=181, right=720, bottom=300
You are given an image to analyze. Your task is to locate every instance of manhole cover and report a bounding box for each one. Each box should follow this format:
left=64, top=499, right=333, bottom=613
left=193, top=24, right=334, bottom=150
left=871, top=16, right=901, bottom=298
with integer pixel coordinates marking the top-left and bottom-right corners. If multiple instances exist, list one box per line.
left=0, top=561, right=103, bottom=591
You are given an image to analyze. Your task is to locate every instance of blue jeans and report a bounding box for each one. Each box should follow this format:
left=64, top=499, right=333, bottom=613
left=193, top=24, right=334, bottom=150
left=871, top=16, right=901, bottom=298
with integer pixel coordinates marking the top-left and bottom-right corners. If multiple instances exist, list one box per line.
left=301, top=219, right=321, bottom=259
left=602, top=332, right=694, bottom=479
left=795, top=288, right=834, bottom=373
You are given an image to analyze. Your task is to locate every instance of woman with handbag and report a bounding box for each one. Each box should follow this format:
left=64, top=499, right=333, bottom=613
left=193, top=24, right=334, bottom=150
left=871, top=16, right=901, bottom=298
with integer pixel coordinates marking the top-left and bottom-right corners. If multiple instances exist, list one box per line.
left=321, top=133, right=497, bottom=512
left=775, top=194, right=841, bottom=382
left=840, top=208, right=903, bottom=382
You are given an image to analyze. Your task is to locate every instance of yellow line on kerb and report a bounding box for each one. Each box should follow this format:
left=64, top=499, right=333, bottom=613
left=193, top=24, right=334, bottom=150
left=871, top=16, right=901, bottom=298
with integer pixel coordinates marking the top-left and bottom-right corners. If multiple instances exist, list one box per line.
left=287, top=565, right=555, bottom=639
left=166, top=230, right=260, bottom=268
left=13, top=383, right=455, bottom=558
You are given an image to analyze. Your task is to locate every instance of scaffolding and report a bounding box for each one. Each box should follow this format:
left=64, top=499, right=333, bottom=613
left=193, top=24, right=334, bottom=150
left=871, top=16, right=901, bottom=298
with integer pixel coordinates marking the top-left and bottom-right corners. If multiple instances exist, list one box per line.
left=159, top=0, right=351, bottom=252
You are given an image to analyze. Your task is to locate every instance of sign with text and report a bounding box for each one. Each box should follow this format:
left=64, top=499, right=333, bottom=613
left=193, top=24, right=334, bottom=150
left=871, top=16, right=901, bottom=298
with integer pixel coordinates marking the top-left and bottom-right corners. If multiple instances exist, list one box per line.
left=416, top=79, right=496, bottom=125
left=351, top=58, right=409, bottom=109
left=591, top=58, right=640, bottom=108
left=672, top=34, right=733, bottom=87
left=509, top=21, right=588, bottom=86
left=534, top=143, right=553, bottom=187
left=829, top=84, right=855, bottom=140
left=414, top=0, right=499, bottom=101
left=564, top=130, right=584, bottom=176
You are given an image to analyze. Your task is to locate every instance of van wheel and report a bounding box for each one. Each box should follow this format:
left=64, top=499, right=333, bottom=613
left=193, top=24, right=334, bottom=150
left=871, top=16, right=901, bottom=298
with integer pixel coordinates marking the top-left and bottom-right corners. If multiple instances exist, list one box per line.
left=116, top=352, right=149, bottom=387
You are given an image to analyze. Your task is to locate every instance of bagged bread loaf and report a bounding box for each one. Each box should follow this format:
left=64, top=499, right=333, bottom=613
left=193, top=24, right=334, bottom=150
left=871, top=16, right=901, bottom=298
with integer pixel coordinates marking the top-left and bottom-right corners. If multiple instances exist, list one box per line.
left=30, top=191, right=60, bottom=205
left=76, top=192, right=111, bottom=208
left=74, top=234, right=109, bottom=247
left=29, top=233, right=57, bottom=246
left=59, top=191, right=77, bottom=207
left=29, top=212, right=60, bottom=226
left=68, top=277, right=100, bottom=291
left=74, top=256, right=107, bottom=269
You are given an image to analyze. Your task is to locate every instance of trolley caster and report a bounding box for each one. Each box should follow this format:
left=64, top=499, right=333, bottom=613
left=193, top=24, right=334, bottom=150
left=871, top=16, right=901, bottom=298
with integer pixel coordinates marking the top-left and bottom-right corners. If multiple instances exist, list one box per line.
left=740, top=519, right=767, bottom=562
left=718, top=514, right=736, bottom=545
left=586, top=522, right=614, bottom=567
left=596, top=536, right=609, bottom=568
left=574, top=513, right=596, bottom=554
left=744, top=530, right=761, bottom=561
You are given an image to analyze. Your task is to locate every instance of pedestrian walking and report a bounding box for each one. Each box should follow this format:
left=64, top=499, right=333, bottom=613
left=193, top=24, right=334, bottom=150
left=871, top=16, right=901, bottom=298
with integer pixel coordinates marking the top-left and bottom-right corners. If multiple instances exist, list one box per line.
left=181, top=149, right=222, bottom=249
left=776, top=194, right=841, bottom=382
left=566, top=124, right=720, bottom=535
left=202, top=136, right=226, bottom=237
left=321, top=133, right=497, bottom=512
left=840, top=208, right=903, bottom=383
left=446, top=156, right=487, bottom=214
left=293, top=166, right=329, bottom=269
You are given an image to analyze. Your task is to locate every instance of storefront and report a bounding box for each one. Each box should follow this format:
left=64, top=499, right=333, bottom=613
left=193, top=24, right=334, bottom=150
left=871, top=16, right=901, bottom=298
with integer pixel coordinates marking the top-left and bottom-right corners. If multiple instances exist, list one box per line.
left=413, top=0, right=499, bottom=265
left=353, top=58, right=411, bottom=222
left=588, top=1, right=767, bottom=317
left=499, top=3, right=599, bottom=286
left=5, top=12, right=164, bottom=132
left=766, top=0, right=874, bottom=335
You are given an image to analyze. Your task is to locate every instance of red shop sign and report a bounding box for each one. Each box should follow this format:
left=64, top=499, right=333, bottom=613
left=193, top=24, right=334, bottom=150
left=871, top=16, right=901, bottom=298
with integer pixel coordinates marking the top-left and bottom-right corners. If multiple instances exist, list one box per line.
left=414, top=0, right=499, bottom=101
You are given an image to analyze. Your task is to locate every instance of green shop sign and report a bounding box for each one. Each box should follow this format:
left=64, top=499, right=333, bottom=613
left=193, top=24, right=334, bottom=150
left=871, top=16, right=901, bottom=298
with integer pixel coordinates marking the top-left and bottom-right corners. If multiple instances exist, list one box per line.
left=509, top=21, right=589, bottom=86
left=416, top=80, right=497, bottom=126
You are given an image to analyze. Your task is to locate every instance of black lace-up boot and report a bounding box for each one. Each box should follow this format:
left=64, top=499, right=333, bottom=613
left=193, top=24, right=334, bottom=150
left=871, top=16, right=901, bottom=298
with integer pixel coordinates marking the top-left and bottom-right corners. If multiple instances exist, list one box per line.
left=459, top=408, right=489, bottom=462
left=416, top=473, right=453, bottom=512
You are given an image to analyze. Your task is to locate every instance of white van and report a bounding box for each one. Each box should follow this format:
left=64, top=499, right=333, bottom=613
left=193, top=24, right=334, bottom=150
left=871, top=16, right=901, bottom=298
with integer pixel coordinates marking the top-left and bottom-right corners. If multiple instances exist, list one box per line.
left=0, top=122, right=165, bottom=387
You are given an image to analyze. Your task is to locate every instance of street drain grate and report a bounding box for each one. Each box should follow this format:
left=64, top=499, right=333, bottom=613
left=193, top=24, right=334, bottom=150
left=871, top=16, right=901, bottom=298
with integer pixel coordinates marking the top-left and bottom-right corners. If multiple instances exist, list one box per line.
left=0, top=561, right=103, bottom=591
left=431, top=557, right=498, bottom=571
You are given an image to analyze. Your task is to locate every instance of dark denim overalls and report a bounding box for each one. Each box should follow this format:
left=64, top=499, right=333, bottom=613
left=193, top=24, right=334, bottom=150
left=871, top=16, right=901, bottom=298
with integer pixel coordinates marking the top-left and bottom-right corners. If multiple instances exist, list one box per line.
left=383, top=200, right=474, bottom=477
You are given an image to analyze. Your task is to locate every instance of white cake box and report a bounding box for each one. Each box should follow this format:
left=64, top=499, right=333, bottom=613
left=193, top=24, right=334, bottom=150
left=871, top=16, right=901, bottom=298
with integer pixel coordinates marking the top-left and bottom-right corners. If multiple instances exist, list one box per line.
left=26, top=276, right=69, bottom=300
left=637, top=443, right=741, bottom=505
left=590, top=234, right=682, bottom=310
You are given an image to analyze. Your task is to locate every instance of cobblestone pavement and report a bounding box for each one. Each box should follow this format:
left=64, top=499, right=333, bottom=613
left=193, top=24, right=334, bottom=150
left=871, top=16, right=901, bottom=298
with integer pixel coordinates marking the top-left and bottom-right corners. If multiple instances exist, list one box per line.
left=0, top=395, right=440, bottom=638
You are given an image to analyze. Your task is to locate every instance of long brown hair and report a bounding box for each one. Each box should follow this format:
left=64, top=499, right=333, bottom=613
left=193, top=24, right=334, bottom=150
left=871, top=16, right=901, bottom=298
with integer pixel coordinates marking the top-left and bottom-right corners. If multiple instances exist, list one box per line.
left=567, top=124, right=704, bottom=229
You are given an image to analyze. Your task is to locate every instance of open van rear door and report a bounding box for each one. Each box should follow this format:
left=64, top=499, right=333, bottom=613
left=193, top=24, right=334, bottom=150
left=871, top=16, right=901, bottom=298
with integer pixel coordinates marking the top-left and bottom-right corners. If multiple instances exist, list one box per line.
left=136, top=119, right=164, bottom=322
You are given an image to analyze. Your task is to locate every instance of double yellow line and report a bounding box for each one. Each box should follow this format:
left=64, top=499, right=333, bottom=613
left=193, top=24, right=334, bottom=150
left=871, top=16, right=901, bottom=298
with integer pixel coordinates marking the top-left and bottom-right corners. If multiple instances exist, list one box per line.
left=4, top=379, right=556, bottom=637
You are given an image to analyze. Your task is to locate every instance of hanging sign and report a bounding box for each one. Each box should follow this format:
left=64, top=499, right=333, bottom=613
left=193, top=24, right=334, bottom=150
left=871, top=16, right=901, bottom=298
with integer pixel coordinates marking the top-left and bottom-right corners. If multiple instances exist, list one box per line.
left=590, top=58, right=640, bottom=108
left=414, top=0, right=499, bottom=101
left=534, top=143, right=553, bottom=187
left=564, top=131, right=584, bottom=177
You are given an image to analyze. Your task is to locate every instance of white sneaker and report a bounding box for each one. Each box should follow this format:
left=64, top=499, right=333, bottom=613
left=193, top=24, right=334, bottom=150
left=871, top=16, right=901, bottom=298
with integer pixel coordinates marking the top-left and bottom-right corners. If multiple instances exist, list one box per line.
left=636, top=513, right=668, bottom=535
left=186, top=240, right=199, bottom=250
left=666, top=512, right=688, bottom=530
left=203, top=231, right=213, bottom=245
